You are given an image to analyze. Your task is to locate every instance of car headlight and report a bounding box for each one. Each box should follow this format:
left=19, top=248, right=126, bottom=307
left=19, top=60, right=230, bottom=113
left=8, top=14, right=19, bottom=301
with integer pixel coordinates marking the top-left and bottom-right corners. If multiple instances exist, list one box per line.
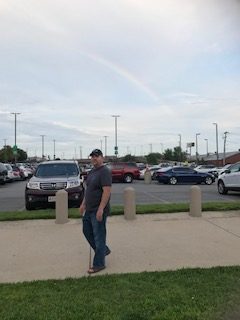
left=67, top=180, right=81, bottom=188
left=27, top=181, right=40, bottom=189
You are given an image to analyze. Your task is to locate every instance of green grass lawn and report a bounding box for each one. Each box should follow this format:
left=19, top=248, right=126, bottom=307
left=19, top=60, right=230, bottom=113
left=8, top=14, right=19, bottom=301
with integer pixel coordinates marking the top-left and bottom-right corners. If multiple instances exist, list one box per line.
left=0, top=267, right=239, bottom=320
left=0, top=201, right=240, bottom=221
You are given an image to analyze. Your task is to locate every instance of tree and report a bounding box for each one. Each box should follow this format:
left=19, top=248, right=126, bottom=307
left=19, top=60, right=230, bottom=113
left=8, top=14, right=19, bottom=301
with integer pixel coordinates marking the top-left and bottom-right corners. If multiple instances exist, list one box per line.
left=163, top=148, right=174, bottom=161
left=163, top=147, right=187, bottom=162
left=121, top=154, right=136, bottom=162
left=17, top=148, right=28, bottom=161
left=0, top=145, right=27, bottom=162
left=145, top=152, right=162, bottom=165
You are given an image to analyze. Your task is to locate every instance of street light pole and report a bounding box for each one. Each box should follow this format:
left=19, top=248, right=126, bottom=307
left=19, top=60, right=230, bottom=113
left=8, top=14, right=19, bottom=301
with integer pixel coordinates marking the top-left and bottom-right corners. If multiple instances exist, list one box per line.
left=213, top=123, right=219, bottom=164
left=103, top=136, right=108, bottom=157
left=111, top=115, right=120, bottom=157
left=11, top=112, right=21, bottom=147
left=11, top=112, right=21, bottom=163
left=160, top=143, right=164, bottom=154
left=223, top=131, right=229, bottom=166
left=53, top=139, right=56, bottom=160
left=149, top=143, right=153, bottom=153
left=79, top=146, right=82, bottom=159
left=179, top=134, right=182, bottom=149
left=40, top=135, right=45, bottom=160
left=195, top=133, right=200, bottom=163
left=204, top=138, right=208, bottom=156
left=178, top=134, right=182, bottom=163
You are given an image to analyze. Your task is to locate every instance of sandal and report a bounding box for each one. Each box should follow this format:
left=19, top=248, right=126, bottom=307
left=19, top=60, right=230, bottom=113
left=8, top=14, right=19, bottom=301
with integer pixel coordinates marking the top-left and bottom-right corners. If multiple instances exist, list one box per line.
left=105, top=248, right=111, bottom=256
left=88, top=266, right=105, bottom=274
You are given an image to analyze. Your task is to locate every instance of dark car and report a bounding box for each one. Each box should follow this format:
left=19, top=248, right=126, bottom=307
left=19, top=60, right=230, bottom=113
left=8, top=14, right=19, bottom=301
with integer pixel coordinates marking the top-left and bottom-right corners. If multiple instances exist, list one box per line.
left=107, top=162, right=140, bottom=183
left=155, top=166, right=215, bottom=185
left=25, top=160, right=84, bottom=210
left=0, top=162, right=8, bottom=185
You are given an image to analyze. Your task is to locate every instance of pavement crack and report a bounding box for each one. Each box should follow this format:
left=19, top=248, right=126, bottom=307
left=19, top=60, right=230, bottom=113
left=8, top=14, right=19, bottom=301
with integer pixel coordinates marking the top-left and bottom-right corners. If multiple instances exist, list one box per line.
left=204, top=218, right=240, bottom=239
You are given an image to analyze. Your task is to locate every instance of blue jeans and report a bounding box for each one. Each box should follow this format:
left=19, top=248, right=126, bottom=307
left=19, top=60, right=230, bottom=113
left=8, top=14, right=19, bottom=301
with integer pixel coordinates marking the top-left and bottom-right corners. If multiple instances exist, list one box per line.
left=82, top=210, right=109, bottom=268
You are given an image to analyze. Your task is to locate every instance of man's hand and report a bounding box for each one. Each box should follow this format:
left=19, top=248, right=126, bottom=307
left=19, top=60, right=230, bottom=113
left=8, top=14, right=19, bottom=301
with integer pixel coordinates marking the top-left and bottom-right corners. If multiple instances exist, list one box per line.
left=79, top=203, right=86, bottom=216
left=96, top=207, right=104, bottom=222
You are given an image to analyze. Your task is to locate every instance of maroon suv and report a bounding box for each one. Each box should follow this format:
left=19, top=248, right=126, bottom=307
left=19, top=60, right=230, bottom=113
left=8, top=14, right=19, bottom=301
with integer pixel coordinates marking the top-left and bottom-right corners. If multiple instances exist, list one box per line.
left=107, top=162, right=140, bottom=183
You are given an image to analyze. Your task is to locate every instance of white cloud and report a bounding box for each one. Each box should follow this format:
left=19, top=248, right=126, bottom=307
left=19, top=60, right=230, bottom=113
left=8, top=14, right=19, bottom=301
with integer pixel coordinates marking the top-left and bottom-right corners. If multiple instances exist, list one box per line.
left=0, top=0, right=240, bottom=157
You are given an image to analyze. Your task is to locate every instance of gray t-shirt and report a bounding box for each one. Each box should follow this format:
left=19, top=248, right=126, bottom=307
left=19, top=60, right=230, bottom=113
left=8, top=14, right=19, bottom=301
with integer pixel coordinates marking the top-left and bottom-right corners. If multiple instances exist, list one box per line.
left=85, top=165, right=112, bottom=214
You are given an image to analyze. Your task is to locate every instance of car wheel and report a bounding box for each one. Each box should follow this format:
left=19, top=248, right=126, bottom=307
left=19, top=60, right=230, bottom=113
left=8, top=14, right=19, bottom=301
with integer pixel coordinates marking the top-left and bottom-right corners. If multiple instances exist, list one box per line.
left=124, top=174, right=133, bottom=183
left=218, top=180, right=228, bottom=194
left=205, top=177, right=213, bottom=185
left=25, top=200, right=35, bottom=210
left=169, top=177, right=177, bottom=185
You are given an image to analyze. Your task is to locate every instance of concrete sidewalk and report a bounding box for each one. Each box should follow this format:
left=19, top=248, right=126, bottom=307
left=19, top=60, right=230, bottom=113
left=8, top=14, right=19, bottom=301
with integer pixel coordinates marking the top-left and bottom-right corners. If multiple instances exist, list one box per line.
left=0, top=211, right=240, bottom=283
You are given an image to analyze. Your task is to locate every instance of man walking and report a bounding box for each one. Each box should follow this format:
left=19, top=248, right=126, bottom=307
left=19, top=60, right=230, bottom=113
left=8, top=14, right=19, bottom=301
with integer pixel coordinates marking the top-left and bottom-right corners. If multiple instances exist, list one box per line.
left=79, top=149, right=112, bottom=274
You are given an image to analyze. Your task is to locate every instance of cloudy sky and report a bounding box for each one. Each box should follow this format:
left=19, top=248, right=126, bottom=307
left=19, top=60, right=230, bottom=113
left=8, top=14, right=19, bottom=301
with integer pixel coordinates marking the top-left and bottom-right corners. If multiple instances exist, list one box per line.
left=0, top=0, right=240, bottom=159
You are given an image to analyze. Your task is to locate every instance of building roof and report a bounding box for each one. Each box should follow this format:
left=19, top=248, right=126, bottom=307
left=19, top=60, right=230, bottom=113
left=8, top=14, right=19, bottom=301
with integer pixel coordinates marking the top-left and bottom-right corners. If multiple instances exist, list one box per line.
left=201, top=151, right=240, bottom=161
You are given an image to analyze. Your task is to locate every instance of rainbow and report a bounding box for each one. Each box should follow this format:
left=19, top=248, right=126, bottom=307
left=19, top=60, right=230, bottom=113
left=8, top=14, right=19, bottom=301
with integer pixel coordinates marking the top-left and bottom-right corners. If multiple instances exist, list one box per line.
left=81, top=51, right=159, bottom=102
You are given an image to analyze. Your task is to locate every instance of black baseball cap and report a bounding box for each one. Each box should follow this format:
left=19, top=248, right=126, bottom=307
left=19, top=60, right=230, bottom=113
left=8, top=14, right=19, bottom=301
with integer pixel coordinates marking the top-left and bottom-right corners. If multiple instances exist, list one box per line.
left=89, top=149, right=103, bottom=157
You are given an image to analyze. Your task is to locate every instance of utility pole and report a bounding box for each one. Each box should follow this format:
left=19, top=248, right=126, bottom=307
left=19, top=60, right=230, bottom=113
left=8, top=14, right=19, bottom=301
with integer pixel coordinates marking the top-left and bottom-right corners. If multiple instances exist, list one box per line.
left=223, top=131, right=229, bottom=166
left=79, top=146, right=82, bottom=159
left=111, top=115, right=120, bottom=157
left=204, top=138, right=209, bottom=156
left=178, top=134, right=182, bottom=164
left=11, top=112, right=21, bottom=163
left=160, top=143, right=164, bottom=154
left=11, top=112, right=21, bottom=147
left=53, top=139, right=56, bottom=160
left=195, top=133, right=200, bottom=164
left=103, top=136, right=108, bottom=157
left=149, top=143, right=153, bottom=153
left=3, top=139, right=7, bottom=162
left=40, top=135, right=45, bottom=160
left=178, top=134, right=182, bottom=149
left=213, top=123, right=219, bottom=164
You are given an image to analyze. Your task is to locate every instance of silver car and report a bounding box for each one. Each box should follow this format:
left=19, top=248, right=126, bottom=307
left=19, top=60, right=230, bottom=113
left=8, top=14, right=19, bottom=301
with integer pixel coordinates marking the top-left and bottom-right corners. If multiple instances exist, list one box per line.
left=217, top=162, right=240, bottom=194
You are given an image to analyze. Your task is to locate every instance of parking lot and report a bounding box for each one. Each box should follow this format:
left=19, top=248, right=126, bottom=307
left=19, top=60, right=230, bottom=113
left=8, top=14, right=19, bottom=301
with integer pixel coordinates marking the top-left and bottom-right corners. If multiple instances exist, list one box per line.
left=1, top=179, right=240, bottom=212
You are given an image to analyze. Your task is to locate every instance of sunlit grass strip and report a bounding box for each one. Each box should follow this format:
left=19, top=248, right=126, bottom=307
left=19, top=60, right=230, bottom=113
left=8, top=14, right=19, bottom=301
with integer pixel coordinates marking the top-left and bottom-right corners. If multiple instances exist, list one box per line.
left=0, top=201, right=240, bottom=221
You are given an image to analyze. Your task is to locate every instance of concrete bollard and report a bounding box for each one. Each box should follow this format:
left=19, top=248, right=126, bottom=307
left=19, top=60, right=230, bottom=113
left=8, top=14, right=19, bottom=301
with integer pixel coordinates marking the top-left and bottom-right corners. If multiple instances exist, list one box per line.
left=124, top=187, right=136, bottom=220
left=189, top=186, right=202, bottom=217
left=144, top=170, right=152, bottom=184
left=55, top=189, right=69, bottom=224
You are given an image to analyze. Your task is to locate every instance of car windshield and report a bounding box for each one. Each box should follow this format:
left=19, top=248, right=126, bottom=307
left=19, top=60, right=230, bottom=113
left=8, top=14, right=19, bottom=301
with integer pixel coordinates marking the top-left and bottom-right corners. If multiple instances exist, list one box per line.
left=35, top=163, right=79, bottom=177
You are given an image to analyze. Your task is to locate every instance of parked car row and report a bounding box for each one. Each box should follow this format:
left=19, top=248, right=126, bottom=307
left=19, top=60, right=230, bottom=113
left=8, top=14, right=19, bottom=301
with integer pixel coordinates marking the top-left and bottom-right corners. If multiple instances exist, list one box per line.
left=0, top=163, right=7, bottom=184
left=3, top=158, right=239, bottom=211
left=0, top=162, right=35, bottom=184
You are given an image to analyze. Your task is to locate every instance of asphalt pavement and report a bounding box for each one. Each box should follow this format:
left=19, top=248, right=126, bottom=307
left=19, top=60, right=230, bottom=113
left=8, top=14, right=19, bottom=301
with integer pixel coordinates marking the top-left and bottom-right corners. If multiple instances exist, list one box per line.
left=1, top=211, right=240, bottom=283
left=1, top=180, right=240, bottom=212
